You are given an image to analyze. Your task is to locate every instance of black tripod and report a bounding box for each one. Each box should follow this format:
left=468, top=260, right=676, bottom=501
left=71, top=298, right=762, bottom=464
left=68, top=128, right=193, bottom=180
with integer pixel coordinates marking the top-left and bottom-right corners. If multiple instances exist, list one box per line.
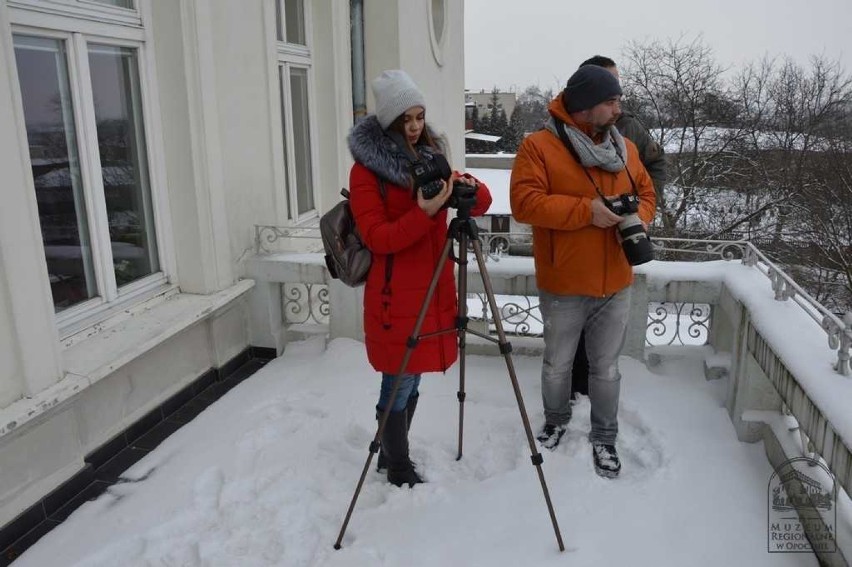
left=333, top=197, right=565, bottom=552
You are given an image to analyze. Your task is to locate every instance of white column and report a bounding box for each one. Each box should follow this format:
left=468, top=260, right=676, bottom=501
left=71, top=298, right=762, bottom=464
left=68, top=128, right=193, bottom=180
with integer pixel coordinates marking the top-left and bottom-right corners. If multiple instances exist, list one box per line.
left=0, top=3, right=64, bottom=398
left=328, top=280, right=364, bottom=341
left=623, top=273, right=649, bottom=360
left=177, top=0, right=234, bottom=292
left=248, top=280, right=286, bottom=354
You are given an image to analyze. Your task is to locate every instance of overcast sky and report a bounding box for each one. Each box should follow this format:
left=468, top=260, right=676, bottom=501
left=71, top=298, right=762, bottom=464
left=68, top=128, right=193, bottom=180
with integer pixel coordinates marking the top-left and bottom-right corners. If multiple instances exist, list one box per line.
left=464, top=0, right=852, bottom=92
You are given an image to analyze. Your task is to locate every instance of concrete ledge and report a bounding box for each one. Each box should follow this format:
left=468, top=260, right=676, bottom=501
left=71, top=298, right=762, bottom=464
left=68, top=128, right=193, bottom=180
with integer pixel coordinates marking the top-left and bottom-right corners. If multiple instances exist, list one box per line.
left=0, top=280, right=255, bottom=440
left=247, top=253, right=327, bottom=284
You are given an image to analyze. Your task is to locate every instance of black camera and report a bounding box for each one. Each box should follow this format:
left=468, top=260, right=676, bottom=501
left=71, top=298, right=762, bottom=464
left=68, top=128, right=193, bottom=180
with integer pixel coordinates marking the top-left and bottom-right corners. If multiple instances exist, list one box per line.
left=606, top=193, right=640, bottom=216
left=604, top=193, right=654, bottom=266
left=411, top=153, right=452, bottom=200
left=411, top=153, right=477, bottom=210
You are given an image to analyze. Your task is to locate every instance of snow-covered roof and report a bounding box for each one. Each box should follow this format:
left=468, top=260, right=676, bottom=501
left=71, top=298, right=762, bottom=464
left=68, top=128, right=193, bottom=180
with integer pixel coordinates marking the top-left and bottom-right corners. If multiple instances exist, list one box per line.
left=465, top=132, right=502, bottom=142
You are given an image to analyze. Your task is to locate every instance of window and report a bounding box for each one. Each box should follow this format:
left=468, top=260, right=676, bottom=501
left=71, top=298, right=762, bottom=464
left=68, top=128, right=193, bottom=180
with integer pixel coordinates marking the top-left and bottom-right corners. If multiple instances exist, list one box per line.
left=427, top=0, right=447, bottom=66
left=11, top=1, right=166, bottom=326
left=276, top=0, right=306, bottom=45
left=431, top=0, right=444, bottom=45
left=274, top=0, right=316, bottom=221
left=88, top=0, right=133, bottom=8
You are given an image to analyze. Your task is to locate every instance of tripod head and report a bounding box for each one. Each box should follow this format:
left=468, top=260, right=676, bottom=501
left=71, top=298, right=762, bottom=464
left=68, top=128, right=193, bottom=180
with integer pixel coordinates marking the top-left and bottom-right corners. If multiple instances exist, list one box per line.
left=448, top=208, right=480, bottom=243
left=446, top=182, right=480, bottom=243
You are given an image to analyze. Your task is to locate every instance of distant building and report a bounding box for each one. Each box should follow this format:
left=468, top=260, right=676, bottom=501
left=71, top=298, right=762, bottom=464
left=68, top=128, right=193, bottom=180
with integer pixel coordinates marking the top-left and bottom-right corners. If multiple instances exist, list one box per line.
left=466, top=90, right=517, bottom=122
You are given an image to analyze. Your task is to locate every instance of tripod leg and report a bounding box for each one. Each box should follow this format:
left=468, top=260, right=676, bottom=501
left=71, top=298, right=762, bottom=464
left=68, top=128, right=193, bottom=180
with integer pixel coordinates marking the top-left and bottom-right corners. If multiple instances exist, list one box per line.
left=456, top=231, right=469, bottom=461
left=334, top=237, right=456, bottom=550
left=469, top=239, right=566, bottom=552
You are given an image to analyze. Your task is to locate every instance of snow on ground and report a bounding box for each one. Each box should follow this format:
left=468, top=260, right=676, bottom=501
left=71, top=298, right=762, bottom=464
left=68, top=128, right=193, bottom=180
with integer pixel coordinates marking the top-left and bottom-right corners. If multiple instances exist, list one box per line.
left=15, top=338, right=816, bottom=567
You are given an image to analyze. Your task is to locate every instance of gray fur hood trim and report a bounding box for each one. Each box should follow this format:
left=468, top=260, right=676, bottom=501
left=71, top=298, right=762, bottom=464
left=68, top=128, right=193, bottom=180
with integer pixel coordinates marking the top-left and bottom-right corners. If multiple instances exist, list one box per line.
left=347, top=115, right=446, bottom=188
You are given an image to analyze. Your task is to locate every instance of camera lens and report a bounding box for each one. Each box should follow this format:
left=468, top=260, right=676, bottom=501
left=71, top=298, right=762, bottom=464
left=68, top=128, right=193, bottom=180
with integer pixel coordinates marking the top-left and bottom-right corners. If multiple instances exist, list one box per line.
left=617, top=214, right=653, bottom=265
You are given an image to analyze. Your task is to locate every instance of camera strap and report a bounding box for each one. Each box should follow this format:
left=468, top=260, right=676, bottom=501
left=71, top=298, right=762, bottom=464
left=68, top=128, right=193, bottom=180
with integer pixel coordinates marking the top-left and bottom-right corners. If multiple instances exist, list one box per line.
left=552, top=117, right=639, bottom=200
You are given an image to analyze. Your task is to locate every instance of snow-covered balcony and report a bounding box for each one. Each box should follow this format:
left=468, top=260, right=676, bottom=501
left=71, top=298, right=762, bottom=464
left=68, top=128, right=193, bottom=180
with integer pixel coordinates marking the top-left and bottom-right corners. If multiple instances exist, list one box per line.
left=12, top=236, right=852, bottom=566
left=242, top=232, right=852, bottom=565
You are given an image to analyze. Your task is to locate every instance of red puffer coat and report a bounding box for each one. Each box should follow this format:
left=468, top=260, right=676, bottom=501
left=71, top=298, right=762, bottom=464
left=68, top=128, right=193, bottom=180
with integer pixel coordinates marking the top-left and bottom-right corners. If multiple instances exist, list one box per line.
left=347, top=121, right=491, bottom=374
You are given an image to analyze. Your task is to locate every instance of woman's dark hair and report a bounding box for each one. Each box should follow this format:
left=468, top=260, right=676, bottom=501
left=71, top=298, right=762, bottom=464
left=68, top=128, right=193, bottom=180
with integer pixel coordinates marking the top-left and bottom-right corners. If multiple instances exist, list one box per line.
left=388, top=111, right=441, bottom=154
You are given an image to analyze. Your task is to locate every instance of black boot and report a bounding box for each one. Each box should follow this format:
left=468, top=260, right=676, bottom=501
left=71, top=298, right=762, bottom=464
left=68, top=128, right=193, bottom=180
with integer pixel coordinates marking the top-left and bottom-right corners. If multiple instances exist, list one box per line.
left=406, top=393, right=419, bottom=426
left=592, top=442, right=621, bottom=478
left=376, top=395, right=419, bottom=472
left=381, top=408, right=423, bottom=487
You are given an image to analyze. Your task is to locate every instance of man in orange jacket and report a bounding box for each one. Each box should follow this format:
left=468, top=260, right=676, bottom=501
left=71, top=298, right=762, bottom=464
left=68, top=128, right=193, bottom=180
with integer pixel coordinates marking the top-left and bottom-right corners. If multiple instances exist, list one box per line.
left=510, top=65, right=656, bottom=478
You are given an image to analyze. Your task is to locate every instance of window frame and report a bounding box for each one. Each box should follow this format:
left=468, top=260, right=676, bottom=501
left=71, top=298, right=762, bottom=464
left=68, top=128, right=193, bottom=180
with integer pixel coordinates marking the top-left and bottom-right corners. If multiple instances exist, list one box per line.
left=9, top=1, right=175, bottom=337
left=9, top=0, right=141, bottom=28
left=266, top=0, right=320, bottom=225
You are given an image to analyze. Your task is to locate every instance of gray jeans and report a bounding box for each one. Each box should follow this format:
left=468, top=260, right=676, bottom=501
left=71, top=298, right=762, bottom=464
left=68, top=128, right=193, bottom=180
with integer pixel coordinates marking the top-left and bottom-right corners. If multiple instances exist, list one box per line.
left=538, top=287, right=631, bottom=444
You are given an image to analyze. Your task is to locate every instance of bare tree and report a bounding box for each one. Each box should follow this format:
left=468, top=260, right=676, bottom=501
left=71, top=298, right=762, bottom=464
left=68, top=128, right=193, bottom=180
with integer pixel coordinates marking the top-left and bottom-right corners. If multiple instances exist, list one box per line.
left=511, top=85, right=554, bottom=136
left=621, top=35, right=750, bottom=231
left=619, top=38, right=852, bottom=309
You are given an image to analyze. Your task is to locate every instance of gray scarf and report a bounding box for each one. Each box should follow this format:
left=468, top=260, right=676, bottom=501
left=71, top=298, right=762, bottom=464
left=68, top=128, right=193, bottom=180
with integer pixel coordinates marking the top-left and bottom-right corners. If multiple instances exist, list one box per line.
left=545, top=117, right=627, bottom=172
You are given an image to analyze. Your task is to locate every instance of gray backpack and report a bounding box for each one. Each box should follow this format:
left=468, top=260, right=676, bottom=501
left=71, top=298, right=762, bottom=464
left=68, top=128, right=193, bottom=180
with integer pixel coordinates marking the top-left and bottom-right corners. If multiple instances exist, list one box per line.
left=320, top=181, right=389, bottom=287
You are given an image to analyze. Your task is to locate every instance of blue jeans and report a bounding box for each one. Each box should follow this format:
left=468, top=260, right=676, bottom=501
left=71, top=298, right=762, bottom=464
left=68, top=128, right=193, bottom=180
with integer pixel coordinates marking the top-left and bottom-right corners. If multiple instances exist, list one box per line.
left=538, top=288, right=631, bottom=444
left=377, top=373, right=421, bottom=412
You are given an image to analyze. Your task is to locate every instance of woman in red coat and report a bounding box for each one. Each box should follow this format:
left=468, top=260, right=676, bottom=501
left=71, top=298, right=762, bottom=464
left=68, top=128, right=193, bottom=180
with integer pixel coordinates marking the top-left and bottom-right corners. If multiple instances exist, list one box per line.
left=348, top=70, right=492, bottom=487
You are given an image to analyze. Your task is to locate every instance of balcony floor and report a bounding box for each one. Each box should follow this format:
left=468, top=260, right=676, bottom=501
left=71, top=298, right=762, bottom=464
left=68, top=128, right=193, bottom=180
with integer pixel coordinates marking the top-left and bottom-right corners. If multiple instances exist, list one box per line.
left=13, top=338, right=816, bottom=566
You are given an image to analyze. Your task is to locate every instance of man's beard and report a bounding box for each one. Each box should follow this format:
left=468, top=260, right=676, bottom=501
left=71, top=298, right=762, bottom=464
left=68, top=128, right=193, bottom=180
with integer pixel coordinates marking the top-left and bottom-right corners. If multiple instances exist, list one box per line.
left=593, top=121, right=613, bottom=135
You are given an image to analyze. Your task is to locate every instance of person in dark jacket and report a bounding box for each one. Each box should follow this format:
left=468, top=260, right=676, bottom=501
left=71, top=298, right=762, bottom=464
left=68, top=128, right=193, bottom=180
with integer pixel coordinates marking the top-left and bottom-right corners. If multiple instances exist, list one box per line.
left=348, top=70, right=492, bottom=488
left=569, top=56, right=667, bottom=401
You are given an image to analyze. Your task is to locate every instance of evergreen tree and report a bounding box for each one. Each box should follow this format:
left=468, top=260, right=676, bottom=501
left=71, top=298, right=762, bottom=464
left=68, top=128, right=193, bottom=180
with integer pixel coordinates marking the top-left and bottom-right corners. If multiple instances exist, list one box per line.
left=501, top=107, right=524, bottom=152
left=487, top=87, right=502, bottom=136
left=466, top=105, right=483, bottom=153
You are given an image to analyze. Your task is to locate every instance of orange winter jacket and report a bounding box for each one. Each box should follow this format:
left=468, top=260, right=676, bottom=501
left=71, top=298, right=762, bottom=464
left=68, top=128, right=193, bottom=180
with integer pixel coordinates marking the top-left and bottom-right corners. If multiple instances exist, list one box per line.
left=510, top=96, right=656, bottom=297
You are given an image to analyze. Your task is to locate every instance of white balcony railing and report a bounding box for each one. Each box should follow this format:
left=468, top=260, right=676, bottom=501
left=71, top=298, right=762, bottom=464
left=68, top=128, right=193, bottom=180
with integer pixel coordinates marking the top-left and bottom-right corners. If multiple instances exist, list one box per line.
left=253, top=227, right=851, bottom=376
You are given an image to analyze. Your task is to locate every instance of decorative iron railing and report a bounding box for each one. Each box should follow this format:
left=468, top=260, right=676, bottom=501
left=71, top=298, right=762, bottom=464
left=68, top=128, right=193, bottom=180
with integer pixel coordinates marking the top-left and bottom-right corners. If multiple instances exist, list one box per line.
left=646, top=302, right=712, bottom=346
left=654, top=238, right=851, bottom=376
left=468, top=294, right=543, bottom=338
left=255, top=224, right=321, bottom=254
left=282, top=283, right=329, bottom=326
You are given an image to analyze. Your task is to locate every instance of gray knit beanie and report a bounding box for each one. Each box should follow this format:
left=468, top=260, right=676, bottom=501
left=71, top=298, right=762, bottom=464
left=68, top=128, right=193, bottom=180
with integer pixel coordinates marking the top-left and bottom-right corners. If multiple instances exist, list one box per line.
left=371, top=69, right=427, bottom=129
left=562, top=65, right=622, bottom=113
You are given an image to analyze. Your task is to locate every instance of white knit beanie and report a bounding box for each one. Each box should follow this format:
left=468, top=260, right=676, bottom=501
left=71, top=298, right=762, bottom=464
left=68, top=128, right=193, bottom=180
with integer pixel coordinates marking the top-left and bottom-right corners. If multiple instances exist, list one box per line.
left=371, top=69, right=426, bottom=129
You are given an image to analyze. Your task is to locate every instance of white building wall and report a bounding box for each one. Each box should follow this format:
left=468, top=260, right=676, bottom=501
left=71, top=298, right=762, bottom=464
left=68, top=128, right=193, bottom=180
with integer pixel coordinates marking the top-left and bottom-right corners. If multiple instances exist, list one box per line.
left=0, top=0, right=465, bottom=536
left=400, top=0, right=466, bottom=169
left=150, top=0, right=225, bottom=294
left=209, top=0, right=280, bottom=266
left=468, top=91, right=517, bottom=121
left=311, top=0, right=353, bottom=219
left=364, top=1, right=466, bottom=170
left=0, top=0, right=257, bottom=528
